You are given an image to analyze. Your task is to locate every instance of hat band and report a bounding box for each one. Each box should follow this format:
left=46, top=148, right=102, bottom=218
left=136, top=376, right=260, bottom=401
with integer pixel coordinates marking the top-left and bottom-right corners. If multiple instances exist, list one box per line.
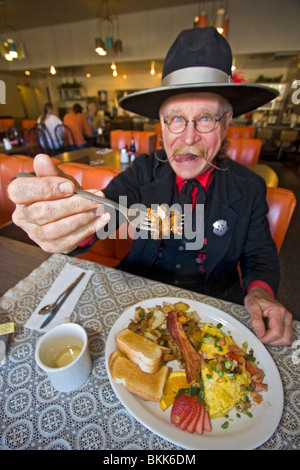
left=161, top=66, right=232, bottom=87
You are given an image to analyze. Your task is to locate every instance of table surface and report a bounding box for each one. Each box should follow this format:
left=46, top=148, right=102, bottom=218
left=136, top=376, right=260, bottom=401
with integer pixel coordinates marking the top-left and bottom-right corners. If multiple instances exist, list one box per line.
left=0, top=252, right=299, bottom=450
left=0, top=237, right=51, bottom=296
left=0, top=142, right=39, bottom=156
left=55, top=147, right=130, bottom=170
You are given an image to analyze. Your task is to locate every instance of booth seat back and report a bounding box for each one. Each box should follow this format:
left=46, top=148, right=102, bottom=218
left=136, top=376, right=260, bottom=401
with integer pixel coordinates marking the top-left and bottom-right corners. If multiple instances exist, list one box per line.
left=57, top=161, right=133, bottom=267
left=0, top=154, right=34, bottom=226
left=0, top=118, right=15, bottom=133
left=110, top=130, right=157, bottom=155
left=58, top=162, right=121, bottom=189
left=227, top=137, right=262, bottom=165
left=21, top=119, right=37, bottom=139
left=227, top=126, right=255, bottom=139
left=266, top=187, right=296, bottom=252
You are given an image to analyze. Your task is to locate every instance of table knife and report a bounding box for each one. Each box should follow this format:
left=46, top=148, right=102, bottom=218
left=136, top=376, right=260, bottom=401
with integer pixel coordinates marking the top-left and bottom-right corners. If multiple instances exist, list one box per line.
left=40, top=272, right=85, bottom=329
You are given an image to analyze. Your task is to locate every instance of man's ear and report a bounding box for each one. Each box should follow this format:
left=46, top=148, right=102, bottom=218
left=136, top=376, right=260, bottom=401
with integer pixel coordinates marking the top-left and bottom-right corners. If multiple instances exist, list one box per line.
left=224, top=110, right=233, bottom=129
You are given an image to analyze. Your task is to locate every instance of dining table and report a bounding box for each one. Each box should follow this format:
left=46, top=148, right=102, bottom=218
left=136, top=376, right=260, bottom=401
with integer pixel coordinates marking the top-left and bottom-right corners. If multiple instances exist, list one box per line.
left=55, top=146, right=130, bottom=170
left=0, top=249, right=299, bottom=451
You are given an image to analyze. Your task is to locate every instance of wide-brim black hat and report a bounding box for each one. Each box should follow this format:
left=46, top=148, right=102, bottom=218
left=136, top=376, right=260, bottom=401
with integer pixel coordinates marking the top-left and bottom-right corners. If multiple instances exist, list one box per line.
left=118, top=27, right=278, bottom=119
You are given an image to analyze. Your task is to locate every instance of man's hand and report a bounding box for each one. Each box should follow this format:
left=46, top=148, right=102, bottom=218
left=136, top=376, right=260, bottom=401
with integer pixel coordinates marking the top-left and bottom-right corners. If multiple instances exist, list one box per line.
left=8, top=153, right=110, bottom=254
left=244, top=287, right=293, bottom=346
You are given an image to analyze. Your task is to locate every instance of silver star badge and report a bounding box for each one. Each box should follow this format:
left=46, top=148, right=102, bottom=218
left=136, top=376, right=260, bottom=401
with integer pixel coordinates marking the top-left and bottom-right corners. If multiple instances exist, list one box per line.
left=212, top=219, right=228, bottom=236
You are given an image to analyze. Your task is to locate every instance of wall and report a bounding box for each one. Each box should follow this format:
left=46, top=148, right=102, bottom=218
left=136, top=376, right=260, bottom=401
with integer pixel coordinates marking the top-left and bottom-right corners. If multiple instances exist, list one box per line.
left=1, top=0, right=299, bottom=72
left=0, top=72, right=49, bottom=118
left=0, top=0, right=300, bottom=118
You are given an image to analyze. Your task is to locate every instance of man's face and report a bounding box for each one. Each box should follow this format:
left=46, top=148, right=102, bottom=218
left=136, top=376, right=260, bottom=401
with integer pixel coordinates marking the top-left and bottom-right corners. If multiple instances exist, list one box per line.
left=159, top=92, right=233, bottom=179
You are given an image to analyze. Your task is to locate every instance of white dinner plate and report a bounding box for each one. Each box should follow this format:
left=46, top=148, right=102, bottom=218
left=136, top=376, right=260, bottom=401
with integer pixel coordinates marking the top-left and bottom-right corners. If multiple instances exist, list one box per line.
left=105, top=297, right=284, bottom=450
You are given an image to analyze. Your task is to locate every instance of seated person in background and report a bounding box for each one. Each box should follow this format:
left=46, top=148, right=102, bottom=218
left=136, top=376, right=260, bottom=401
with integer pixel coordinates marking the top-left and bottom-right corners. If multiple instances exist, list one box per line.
left=37, top=103, right=63, bottom=149
left=63, top=103, right=92, bottom=148
left=8, top=27, right=293, bottom=347
left=85, top=102, right=103, bottom=133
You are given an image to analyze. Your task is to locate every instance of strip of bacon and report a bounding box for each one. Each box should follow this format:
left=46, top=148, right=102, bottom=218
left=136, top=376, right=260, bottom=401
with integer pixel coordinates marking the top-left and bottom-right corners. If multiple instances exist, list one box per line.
left=167, top=311, right=202, bottom=383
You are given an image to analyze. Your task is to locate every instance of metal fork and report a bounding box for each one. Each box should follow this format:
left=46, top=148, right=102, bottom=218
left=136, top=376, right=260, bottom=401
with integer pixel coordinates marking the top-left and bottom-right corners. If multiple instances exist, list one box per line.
left=74, top=188, right=153, bottom=231
left=76, top=189, right=186, bottom=234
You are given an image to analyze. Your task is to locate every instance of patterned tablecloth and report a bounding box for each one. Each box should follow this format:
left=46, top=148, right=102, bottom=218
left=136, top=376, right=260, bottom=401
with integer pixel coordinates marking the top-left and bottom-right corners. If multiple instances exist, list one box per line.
left=0, top=254, right=299, bottom=450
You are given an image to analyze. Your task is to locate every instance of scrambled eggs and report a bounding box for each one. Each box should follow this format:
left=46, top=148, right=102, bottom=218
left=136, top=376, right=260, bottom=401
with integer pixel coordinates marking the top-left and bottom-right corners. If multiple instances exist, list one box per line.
left=200, top=323, right=235, bottom=358
left=201, top=364, right=250, bottom=419
left=200, top=323, right=251, bottom=419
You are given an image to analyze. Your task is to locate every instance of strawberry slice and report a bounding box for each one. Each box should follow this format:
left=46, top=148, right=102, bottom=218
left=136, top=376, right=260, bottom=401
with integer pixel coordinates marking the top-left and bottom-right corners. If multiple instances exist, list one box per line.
left=187, top=400, right=201, bottom=433
left=195, top=402, right=205, bottom=434
left=204, top=409, right=212, bottom=432
left=180, top=396, right=199, bottom=431
left=170, top=392, right=212, bottom=435
left=170, top=394, right=191, bottom=427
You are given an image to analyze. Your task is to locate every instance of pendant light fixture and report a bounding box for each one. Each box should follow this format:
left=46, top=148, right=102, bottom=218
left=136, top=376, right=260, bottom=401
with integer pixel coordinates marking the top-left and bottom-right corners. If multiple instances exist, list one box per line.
left=95, top=0, right=123, bottom=57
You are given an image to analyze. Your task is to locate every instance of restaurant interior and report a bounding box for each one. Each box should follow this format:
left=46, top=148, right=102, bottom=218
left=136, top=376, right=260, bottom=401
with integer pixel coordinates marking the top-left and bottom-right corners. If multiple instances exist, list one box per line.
left=0, top=0, right=299, bottom=452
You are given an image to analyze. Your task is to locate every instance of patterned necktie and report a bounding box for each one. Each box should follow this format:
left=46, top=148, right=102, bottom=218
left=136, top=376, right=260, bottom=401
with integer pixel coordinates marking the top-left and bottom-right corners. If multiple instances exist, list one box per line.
left=179, top=179, right=206, bottom=208
left=179, top=179, right=206, bottom=237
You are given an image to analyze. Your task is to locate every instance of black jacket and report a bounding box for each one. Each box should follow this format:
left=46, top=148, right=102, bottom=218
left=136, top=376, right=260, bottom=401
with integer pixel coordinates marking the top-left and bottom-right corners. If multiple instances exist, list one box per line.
left=70, top=150, right=279, bottom=303
left=98, top=150, right=280, bottom=303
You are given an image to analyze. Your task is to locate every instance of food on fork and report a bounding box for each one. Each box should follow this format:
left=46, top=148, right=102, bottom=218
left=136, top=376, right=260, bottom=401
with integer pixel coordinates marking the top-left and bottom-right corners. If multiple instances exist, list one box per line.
left=109, top=350, right=170, bottom=402
left=147, top=204, right=183, bottom=239
left=115, top=328, right=170, bottom=374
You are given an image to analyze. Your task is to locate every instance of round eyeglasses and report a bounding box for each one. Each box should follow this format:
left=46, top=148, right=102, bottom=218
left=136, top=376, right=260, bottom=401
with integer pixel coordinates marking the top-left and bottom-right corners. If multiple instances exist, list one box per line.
left=163, top=110, right=229, bottom=134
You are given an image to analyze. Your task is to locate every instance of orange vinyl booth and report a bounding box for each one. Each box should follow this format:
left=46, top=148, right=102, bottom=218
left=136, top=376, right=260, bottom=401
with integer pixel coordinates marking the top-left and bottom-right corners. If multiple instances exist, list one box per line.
left=110, top=130, right=157, bottom=155
left=266, top=187, right=296, bottom=252
left=227, top=126, right=255, bottom=139
left=227, top=137, right=262, bottom=165
left=0, top=155, right=296, bottom=268
left=0, top=118, right=15, bottom=134
left=21, top=119, right=37, bottom=139
left=0, top=154, right=35, bottom=226
left=55, top=161, right=133, bottom=267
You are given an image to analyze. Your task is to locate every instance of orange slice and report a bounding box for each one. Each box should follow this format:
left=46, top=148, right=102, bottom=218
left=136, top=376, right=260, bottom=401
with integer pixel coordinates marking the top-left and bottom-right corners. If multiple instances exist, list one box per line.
left=159, top=371, right=194, bottom=411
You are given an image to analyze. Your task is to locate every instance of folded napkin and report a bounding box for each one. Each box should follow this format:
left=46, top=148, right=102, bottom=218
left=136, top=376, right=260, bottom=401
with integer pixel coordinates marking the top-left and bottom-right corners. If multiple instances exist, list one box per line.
left=25, top=263, right=93, bottom=332
left=96, top=148, right=113, bottom=154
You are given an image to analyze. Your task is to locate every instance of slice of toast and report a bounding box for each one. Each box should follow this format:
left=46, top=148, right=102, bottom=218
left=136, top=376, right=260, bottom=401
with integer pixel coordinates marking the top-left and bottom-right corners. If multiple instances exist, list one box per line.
left=109, top=351, right=170, bottom=401
left=115, top=328, right=164, bottom=373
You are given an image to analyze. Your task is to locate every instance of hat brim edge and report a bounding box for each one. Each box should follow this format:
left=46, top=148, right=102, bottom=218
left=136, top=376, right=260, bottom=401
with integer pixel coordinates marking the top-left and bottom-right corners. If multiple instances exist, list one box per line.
left=118, top=83, right=278, bottom=119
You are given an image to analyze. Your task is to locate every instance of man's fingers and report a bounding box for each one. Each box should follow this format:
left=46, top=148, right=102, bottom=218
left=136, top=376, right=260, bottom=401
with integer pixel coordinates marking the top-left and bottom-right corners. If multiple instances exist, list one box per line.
left=16, top=209, right=111, bottom=254
left=244, top=296, right=266, bottom=339
left=15, top=191, right=105, bottom=226
left=33, top=153, right=63, bottom=177
left=260, top=310, right=294, bottom=346
left=8, top=175, right=75, bottom=204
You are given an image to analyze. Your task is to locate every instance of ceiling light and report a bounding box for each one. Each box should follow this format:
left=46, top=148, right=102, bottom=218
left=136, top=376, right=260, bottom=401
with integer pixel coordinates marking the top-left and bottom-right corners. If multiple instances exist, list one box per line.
left=95, top=38, right=107, bottom=56
left=25, top=70, right=30, bottom=76
left=215, top=8, right=225, bottom=35
left=7, top=39, right=18, bottom=58
left=95, top=0, right=123, bottom=56
left=50, top=65, right=56, bottom=75
left=150, top=61, right=155, bottom=75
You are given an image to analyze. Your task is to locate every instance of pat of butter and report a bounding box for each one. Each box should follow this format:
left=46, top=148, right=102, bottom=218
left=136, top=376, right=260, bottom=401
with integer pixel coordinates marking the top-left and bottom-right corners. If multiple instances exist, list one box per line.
left=0, top=322, right=14, bottom=335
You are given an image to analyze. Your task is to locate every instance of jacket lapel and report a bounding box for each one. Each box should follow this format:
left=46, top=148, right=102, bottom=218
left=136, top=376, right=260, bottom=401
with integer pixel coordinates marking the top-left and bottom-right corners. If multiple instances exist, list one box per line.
left=205, top=159, right=242, bottom=276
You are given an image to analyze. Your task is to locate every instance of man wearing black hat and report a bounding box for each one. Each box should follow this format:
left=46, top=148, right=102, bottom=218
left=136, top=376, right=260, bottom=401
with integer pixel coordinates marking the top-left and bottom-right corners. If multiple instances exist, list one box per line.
left=8, top=27, right=293, bottom=346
